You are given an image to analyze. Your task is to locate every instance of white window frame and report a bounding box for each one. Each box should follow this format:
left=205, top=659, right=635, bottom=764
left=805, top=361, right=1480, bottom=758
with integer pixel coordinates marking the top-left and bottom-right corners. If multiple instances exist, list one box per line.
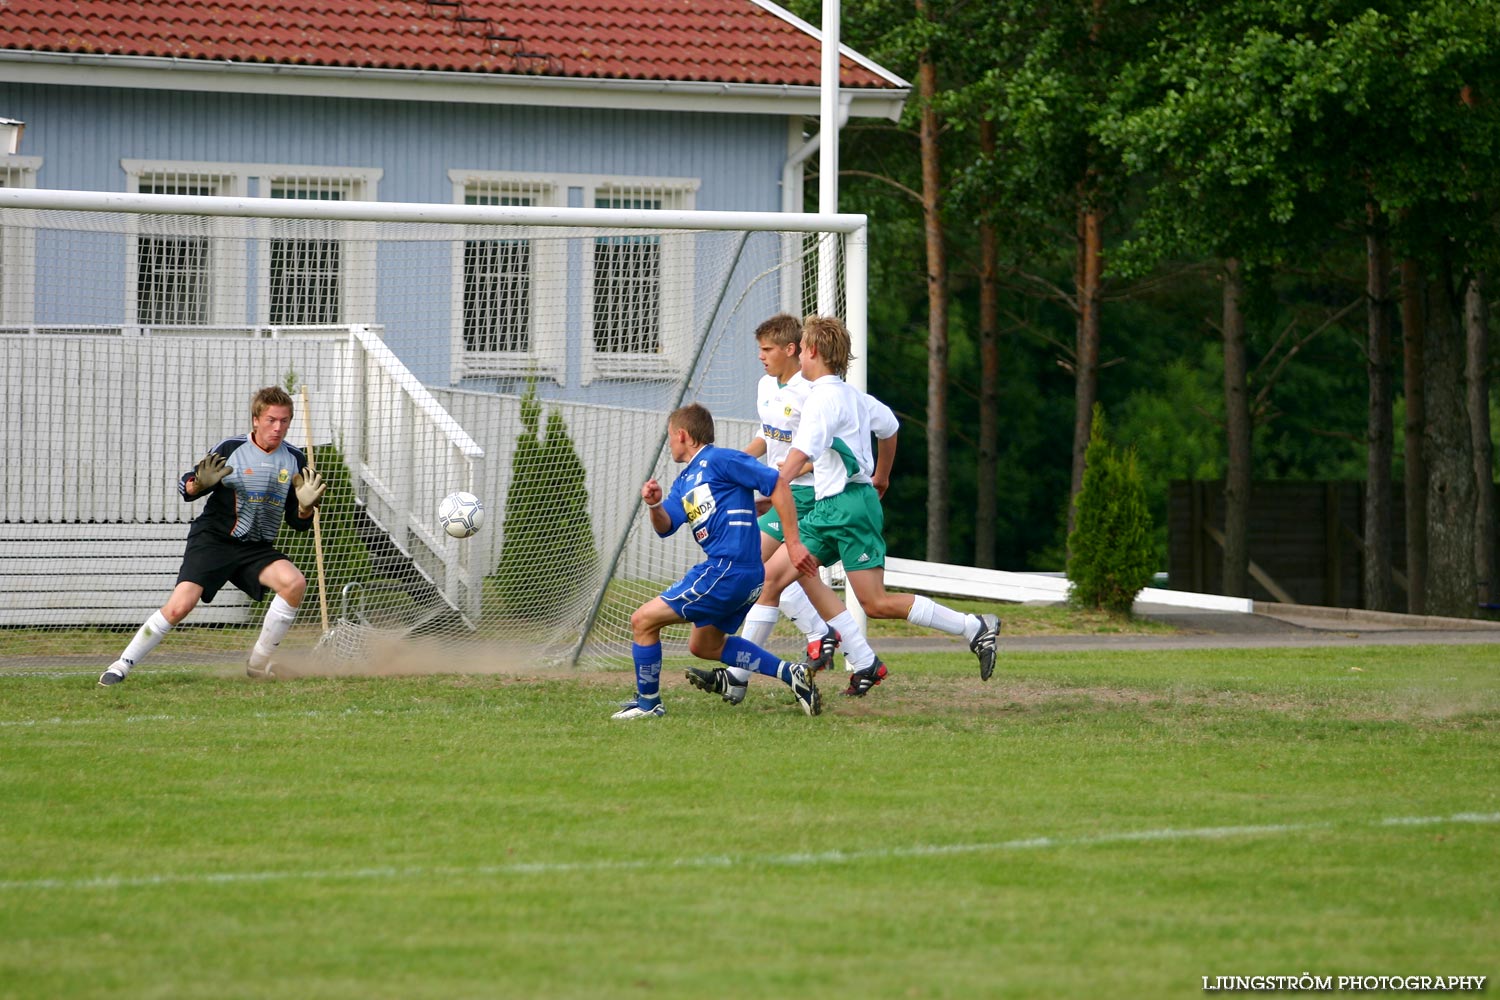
left=122, top=160, right=249, bottom=332
left=255, top=165, right=381, bottom=329
left=448, top=170, right=566, bottom=384
left=581, top=175, right=698, bottom=386
left=0, top=155, right=42, bottom=328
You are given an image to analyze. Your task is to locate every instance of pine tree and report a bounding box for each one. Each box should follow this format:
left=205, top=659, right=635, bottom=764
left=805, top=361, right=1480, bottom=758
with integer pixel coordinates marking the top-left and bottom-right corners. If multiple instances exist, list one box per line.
left=1067, top=405, right=1156, bottom=615
left=490, top=382, right=597, bottom=619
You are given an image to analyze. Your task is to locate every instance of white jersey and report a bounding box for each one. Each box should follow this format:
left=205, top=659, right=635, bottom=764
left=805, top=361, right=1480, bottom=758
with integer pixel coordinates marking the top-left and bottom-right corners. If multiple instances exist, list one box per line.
left=793, top=375, right=886, bottom=500
left=755, top=371, right=815, bottom=488
left=851, top=393, right=900, bottom=487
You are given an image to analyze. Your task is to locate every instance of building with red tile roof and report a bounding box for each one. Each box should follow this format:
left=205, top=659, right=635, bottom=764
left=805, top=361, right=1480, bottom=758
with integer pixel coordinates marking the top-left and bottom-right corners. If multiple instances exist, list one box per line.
left=0, top=0, right=908, bottom=119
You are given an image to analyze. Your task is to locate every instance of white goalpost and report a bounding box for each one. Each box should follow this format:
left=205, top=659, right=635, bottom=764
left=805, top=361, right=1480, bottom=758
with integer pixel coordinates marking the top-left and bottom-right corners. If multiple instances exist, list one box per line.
left=0, top=185, right=866, bottom=674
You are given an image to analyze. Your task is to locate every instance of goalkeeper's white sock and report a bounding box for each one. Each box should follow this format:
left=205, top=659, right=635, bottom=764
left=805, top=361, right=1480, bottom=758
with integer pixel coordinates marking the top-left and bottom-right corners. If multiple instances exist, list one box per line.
left=778, top=582, right=829, bottom=644
left=118, top=610, right=173, bottom=671
left=249, top=596, right=299, bottom=667
left=739, top=603, right=780, bottom=647
left=907, top=594, right=976, bottom=638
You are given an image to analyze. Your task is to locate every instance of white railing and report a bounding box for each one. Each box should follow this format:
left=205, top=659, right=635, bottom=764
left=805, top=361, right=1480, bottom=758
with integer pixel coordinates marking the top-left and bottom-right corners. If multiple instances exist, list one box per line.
left=0, top=325, right=486, bottom=625
left=346, top=326, right=486, bottom=620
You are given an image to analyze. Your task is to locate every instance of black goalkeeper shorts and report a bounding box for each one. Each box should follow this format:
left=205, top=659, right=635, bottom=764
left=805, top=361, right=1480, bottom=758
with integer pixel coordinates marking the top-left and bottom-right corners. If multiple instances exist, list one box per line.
left=177, top=531, right=292, bottom=603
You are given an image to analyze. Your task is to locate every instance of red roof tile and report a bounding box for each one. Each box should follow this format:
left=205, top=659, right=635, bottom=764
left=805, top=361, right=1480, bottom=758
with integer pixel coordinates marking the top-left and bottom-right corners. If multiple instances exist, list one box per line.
left=0, top=0, right=899, bottom=89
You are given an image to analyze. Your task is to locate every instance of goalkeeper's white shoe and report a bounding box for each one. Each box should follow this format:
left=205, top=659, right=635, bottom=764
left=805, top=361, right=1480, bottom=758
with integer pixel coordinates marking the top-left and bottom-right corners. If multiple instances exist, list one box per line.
left=245, top=648, right=277, bottom=680
left=611, top=700, right=666, bottom=720
left=98, top=661, right=130, bottom=687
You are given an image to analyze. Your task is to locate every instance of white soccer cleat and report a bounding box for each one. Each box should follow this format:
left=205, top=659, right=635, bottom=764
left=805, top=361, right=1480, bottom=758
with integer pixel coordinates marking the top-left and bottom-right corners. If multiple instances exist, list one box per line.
left=97, top=660, right=130, bottom=687
left=610, top=700, right=666, bottom=720
left=245, top=648, right=277, bottom=680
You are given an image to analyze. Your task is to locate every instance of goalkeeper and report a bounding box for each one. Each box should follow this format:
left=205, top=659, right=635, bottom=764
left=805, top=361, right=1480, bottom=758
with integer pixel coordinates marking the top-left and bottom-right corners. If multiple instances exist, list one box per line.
left=614, top=403, right=821, bottom=719
left=98, top=386, right=327, bottom=686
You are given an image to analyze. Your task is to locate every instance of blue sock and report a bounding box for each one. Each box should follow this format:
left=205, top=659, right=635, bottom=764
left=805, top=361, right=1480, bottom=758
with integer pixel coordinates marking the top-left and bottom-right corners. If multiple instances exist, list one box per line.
left=721, top=635, right=784, bottom=682
left=632, top=642, right=663, bottom=708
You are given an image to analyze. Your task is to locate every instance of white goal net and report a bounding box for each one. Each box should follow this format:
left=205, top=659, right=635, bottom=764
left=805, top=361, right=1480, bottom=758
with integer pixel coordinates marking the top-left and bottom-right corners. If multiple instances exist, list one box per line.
left=0, top=187, right=864, bottom=676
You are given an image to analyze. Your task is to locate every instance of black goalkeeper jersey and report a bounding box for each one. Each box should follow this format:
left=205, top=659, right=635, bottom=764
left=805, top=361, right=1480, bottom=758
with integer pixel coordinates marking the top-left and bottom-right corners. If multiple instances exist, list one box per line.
left=179, top=436, right=314, bottom=543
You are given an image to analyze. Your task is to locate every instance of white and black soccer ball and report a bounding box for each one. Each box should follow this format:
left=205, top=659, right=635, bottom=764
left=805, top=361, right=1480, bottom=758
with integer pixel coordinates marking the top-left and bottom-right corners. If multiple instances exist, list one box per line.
left=438, top=491, right=485, bottom=539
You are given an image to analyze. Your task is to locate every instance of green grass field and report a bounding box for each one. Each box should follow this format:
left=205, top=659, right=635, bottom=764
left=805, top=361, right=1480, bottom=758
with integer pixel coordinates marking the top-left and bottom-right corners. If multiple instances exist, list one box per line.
left=3, top=644, right=1497, bottom=998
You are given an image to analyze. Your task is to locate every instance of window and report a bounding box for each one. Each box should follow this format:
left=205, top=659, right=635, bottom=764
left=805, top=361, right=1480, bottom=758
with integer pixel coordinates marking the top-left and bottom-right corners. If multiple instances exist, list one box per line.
left=123, top=161, right=378, bottom=331
left=269, top=184, right=344, bottom=326
left=259, top=170, right=380, bottom=327
left=593, top=194, right=663, bottom=356
left=122, top=161, right=246, bottom=330
left=582, top=180, right=696, bottom=384
left=448, top=172, right=562, bottom=382
left=137, top=178, right=218, bottom=325
left=0, top=156, right=42, bottom=328
left=464, top=190, right=534, bottom=355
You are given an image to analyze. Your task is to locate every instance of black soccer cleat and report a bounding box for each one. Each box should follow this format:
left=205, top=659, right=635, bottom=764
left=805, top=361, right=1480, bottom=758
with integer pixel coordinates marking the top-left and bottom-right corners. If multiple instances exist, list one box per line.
left=969, top=614, right=1001, bottom=681
left=842, top=659, right=888, bottom=697
left=685, top=666, right=746, bottom=705
left=806, top=628, right=841, bottom=676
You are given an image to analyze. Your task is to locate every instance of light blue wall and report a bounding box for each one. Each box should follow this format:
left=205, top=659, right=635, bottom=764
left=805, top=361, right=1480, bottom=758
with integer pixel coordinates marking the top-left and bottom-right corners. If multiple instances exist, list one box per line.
left=0, top=84, right=788, bottom=211
left=1, top=82, right=796, bottom=418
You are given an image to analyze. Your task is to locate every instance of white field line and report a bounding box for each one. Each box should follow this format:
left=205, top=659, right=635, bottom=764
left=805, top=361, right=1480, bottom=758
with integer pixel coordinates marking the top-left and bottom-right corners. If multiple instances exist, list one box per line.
left=2, top=812, right=1495, bottom=894
left=0, top=707, right=377, bottom=728
left=0, top=667, right=202, bottom=680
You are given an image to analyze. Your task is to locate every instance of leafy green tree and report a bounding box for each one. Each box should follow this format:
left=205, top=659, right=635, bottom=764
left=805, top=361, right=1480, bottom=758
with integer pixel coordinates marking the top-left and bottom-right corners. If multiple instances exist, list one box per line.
left=1067, top=405, right=1156, bottom=614
left=1100, top=0, right=1500, bottom=614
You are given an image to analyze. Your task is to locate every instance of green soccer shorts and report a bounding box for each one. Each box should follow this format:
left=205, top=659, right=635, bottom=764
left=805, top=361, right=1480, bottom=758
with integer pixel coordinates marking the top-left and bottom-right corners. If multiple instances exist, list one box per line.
left=757, top=483, right=818, bottom=543
left=798, top=481, right=887, bottom=571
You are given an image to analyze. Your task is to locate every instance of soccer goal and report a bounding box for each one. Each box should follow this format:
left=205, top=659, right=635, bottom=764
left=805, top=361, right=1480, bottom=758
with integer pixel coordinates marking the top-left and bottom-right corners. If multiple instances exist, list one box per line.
left=0, top=185, right=866, bottom=674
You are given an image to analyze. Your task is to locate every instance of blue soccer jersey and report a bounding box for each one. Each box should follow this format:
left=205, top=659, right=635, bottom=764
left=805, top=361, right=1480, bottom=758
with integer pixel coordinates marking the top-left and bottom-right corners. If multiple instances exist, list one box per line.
left=179, top=436, right=313, bottom=543
left=658, top=444, right=779, bottom=563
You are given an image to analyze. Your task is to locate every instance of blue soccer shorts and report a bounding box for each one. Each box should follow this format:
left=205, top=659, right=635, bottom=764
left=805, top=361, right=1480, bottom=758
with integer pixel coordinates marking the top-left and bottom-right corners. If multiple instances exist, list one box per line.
left=661, top=557, right=765, bottom=635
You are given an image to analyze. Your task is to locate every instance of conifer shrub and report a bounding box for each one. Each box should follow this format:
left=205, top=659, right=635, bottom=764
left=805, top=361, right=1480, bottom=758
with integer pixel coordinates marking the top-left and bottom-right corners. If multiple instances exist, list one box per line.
left=265, top=371, right=374, bottom=617
left=488, top=382, right=598, bottom=619
left=267, top=440, right=376, bottom=618
left=1067, top=405, right=1157, bottom=615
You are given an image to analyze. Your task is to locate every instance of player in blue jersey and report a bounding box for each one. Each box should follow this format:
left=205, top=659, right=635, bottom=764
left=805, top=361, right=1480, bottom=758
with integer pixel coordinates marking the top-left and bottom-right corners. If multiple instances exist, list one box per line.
left=98, top=386, right=327, bottom=686
left=614, top=403, right=821, bottom=719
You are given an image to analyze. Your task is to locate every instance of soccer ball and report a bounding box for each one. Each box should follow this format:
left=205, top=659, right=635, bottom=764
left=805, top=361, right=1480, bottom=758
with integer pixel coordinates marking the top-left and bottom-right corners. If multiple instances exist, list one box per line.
left=438, top=491, right=485, bottom=539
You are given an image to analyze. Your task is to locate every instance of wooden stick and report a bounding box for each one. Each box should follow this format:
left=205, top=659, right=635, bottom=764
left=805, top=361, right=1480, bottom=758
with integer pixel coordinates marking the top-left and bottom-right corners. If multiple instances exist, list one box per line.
left=300, top=385, right=331, bottom=633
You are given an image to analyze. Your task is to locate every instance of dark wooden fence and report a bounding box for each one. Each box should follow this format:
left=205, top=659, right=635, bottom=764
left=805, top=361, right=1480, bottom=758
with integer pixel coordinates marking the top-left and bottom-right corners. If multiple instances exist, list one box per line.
left=1168, top=480, right=1408, bottom=608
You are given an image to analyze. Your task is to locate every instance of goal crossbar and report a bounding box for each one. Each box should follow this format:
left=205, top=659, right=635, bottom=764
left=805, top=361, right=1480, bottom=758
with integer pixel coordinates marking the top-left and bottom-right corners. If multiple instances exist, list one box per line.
left=0, top=187, right=869, bottom=235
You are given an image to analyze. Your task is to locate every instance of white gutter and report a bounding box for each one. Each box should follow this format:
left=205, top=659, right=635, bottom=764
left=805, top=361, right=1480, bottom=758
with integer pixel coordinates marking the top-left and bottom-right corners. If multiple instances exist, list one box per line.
left=0, top=49, right=909, bottom=122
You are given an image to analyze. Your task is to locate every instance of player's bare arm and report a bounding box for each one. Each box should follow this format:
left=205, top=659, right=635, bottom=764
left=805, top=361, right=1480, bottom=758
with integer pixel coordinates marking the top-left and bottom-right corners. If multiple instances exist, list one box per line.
left=641, top=478, right=670, bottom=533
left=776, top=447, right=817, bottom=575
left=873, top=433, right=896, bottom=498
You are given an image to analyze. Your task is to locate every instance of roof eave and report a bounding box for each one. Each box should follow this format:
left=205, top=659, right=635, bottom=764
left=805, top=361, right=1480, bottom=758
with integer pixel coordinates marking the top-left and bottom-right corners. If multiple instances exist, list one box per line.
left=0, top=50, right=910, bottom=122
